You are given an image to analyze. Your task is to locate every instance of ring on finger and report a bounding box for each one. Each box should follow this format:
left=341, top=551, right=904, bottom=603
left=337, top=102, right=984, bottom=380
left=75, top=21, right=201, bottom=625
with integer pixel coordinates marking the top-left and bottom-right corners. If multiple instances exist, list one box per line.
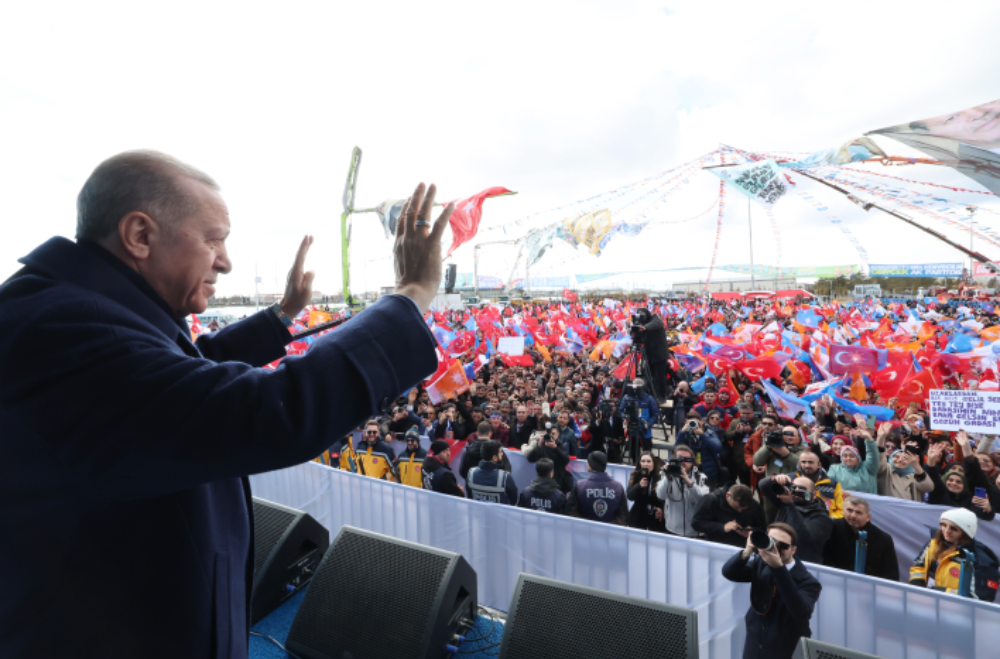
left=415, top=220, right=431, bottom=227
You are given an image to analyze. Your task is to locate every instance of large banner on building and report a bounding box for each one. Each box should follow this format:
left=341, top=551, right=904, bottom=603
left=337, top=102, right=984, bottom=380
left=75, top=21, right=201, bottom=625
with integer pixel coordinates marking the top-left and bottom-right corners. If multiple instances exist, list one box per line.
left=869, top=98, right=1000, bottom=196
left=869, top=263, right=964, bottom=277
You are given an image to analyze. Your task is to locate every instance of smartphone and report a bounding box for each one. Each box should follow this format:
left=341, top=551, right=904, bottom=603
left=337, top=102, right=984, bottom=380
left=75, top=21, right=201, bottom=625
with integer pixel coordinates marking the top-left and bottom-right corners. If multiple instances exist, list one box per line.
left=866, top=414, right=877, bottom=429
left=975, top=487, right=988, bottom=499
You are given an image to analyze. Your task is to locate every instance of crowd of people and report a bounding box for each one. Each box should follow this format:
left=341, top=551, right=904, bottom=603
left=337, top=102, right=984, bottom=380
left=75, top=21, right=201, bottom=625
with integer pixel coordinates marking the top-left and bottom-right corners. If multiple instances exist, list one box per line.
left=297, top=293, right=1000, bottom=600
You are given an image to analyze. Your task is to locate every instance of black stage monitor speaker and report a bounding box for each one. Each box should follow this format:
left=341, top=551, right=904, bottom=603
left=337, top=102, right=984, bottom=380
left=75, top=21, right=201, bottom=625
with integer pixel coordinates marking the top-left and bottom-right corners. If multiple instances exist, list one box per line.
left=793, top=638, right=886, bottom=659
left=498, top=573, right=699, bottom=659
left=286, top=525, right=478, bottom=659
left=251, top=497, right=330, bottom=625
left=445, top=263, right=457, bottom=293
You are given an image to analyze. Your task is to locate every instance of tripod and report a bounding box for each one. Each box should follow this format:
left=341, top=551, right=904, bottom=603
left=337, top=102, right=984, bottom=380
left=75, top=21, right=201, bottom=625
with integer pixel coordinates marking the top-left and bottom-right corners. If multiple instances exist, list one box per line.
left=610, top=340, right=673, bottom=465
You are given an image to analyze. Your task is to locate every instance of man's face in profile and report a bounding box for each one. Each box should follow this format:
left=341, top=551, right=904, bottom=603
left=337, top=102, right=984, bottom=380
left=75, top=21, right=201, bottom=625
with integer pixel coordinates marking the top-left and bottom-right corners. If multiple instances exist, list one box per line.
left=916, top=100, right=1000, bottom=150
left=143, top=179, right=232, bottom=318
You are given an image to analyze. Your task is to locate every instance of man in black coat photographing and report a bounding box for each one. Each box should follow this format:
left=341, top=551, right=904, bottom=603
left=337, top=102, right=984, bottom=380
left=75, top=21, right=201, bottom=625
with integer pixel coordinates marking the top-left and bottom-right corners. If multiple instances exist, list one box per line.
left=722, top=522, right=823, bottom=659
left=631, top=307, right=671, bottom=402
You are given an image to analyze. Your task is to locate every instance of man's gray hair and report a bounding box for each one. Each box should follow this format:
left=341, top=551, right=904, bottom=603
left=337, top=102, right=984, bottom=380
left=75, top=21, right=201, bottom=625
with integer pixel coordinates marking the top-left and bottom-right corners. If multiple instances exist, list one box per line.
left=844, top=496, right=870, bottom=514
left=76, top=150, right=219, bottom=242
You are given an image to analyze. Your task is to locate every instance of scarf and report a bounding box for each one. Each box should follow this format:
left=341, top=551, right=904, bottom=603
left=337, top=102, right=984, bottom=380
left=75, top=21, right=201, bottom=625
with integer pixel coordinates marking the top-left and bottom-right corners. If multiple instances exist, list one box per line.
left=889, top=450, right=915, bottom=476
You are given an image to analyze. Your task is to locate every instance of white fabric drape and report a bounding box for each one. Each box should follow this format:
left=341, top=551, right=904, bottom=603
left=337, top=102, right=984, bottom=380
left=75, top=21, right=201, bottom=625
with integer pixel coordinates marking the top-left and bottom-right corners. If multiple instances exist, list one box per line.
left=250, top=461, right=1000, bottom=659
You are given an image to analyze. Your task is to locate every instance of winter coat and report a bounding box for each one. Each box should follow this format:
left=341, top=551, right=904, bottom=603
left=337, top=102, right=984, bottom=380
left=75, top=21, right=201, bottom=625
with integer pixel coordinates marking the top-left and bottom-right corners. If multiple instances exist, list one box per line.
left=691, top=486, right=767, bottom=547
left=626, top=472, right=666, bottom=532
left=517, top=477, right=567, bottom=514
left=827, top=438, right=879, bottom=495
left=877, top=453, right=933, bottom=502
left=758, top=477, right=833, bottom=564
left=654, top=466, right=709, bottom=536
left=822, top=519, right=899, bottom=581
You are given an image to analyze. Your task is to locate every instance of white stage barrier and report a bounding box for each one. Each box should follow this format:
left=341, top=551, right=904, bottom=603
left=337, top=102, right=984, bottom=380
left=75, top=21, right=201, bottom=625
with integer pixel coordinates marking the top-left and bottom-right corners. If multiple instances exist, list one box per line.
left=250, top=461, right=1000, bottom=659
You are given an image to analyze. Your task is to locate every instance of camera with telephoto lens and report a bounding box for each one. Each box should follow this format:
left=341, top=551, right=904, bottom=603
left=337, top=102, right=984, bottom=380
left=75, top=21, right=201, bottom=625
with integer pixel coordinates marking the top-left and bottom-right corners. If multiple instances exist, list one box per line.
left=599, top=399, right=614, bottom=418
left=750, top=530, right=777, bottom=552
left=771, top=480, right=787, bottom=495
left=629, top=308, right=650, bottom=344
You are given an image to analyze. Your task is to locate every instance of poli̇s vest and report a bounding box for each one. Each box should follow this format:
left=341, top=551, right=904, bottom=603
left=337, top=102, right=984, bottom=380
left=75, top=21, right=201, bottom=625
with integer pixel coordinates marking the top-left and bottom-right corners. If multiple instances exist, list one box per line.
left=467, top=467, right=511, bottom=504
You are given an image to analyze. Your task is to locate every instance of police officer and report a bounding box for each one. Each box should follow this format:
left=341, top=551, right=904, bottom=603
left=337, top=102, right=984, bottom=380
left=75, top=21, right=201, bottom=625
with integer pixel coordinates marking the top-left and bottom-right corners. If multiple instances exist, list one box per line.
left=421, top=440, right=464, bottom=497
left=517, top=458, right=567, bottom=514
left=567, top=451, right=627, bottom=524
left=466, top=440, right=518, bottom=505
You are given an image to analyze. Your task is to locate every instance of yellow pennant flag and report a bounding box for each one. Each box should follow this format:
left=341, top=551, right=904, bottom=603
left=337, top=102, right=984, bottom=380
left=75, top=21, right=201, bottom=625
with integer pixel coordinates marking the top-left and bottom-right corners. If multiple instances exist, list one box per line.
left=309, top=309, right=332, bottom=326
left=849, top=373, right=868, bottom=402
left=537, top=342, right=553, bottom=362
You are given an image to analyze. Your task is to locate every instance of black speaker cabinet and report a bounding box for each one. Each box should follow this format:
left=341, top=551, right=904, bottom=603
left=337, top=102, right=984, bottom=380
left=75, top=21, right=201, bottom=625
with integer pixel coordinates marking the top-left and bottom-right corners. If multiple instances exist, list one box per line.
left=251, top=497, right=329, bottom=625
left=286, top=526, right=477, bottom=659
left=498, top=573, right=699, bottom=659
left=793, top=638, right=886, bottom=659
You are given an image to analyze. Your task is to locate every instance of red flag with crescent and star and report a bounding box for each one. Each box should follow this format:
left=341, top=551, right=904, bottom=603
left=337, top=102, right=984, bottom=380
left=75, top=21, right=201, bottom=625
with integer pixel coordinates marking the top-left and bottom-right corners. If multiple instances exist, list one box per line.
left=895, top=368, right=940, bottom=407
left=828, top=344, right=881, bottom=374
left=445, top=186, right=516, bottom=257
left=734, top=357, right=782, bottom=381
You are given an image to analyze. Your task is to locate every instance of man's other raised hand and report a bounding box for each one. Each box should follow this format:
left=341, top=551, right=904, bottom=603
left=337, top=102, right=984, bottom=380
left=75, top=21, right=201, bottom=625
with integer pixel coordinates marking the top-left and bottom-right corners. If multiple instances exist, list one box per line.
left=394, top=183, right=454, bottom=314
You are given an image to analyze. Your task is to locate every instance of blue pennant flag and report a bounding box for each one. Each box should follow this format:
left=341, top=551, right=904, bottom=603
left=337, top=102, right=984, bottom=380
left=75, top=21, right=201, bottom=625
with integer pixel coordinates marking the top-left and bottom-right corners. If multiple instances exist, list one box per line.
left=761, top=380, right=815, bottom=423
left=832, top=396, right=895, bottom=421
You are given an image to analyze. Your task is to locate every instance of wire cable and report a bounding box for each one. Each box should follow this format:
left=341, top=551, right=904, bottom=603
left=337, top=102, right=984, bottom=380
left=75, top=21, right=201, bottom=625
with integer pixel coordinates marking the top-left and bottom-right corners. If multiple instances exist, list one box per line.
left=249, top=630, right=305, bottom=659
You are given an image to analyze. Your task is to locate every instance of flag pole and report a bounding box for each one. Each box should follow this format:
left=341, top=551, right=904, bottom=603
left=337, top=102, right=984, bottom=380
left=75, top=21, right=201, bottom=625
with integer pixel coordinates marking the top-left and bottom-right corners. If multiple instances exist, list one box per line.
left=748, top=197, right=756, bottom=290
left=340, top=147, right=362, bottom=303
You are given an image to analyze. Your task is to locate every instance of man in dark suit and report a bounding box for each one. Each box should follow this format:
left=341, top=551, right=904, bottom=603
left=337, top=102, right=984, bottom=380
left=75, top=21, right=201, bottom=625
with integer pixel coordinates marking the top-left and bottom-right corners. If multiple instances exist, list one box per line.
left=722, top=522, right=823, bottom=659
left=510, top=404, right=537, bottom=448
left=822, top=496, right=899, bottom=581
left=0, top=151, right=450, bottom=658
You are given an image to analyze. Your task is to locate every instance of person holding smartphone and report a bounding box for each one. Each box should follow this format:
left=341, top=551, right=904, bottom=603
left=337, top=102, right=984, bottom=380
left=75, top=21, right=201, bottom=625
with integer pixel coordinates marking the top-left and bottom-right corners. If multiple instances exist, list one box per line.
left=925, top=431, right=996, bottom=521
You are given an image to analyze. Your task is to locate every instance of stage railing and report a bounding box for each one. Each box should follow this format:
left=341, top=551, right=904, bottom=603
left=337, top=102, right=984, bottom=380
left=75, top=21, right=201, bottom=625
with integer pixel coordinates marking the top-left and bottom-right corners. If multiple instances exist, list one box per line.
left=250, top=461, right=1000, bottom=659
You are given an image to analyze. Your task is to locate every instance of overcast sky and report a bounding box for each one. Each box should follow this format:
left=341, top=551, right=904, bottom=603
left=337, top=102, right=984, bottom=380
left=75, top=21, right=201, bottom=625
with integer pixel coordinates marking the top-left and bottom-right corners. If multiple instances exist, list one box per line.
left=2, top=0, right=998, bottom=298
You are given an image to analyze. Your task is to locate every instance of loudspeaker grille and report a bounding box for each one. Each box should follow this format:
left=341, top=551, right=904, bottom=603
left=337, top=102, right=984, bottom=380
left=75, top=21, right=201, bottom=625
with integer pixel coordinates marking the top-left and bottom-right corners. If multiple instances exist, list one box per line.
left=253, top=500, right=296, bottom=576
left=292, top=530, right=451, bottom=658
left=505, top=579, right=690, bottom=658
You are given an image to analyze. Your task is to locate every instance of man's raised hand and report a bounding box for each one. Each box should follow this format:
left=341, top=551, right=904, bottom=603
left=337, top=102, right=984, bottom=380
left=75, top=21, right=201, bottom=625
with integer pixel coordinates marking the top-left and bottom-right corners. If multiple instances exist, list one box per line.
left=281, top=235, right=316, bottom=318
left=394, top=183, right=454, bottom=314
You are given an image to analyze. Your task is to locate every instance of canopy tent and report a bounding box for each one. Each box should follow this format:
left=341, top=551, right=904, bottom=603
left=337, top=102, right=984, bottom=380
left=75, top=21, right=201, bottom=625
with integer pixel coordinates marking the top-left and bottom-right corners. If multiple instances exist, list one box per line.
left=742, top=291, right=776, bottom=299
left=710, top=291, right=744, bottom=301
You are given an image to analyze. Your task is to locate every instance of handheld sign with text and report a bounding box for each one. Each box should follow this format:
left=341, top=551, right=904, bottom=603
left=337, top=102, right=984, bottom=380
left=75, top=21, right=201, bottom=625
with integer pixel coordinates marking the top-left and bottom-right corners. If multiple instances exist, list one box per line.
left=929, top=389, right=1000, bottom=433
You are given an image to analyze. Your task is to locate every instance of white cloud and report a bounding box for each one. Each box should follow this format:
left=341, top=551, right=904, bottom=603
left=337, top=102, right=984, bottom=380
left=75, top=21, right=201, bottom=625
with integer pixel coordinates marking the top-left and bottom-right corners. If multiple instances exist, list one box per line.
left=1, top=0, right=998, bottom=298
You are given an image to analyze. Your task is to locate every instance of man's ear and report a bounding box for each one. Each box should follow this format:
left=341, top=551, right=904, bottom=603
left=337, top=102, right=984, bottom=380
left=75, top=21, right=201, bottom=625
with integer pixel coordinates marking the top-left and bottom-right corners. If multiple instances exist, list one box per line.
left=118, top=211, right=157, bottom=261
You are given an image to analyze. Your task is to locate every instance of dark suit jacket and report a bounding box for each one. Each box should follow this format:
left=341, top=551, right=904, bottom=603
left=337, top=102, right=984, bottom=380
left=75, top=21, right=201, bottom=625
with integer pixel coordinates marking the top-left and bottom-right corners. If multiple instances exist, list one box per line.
left=0, top=237, right=437, bottom=658
left=722, top=550, right=823, bottom=659
left=822, top=519, right=899, bottom=581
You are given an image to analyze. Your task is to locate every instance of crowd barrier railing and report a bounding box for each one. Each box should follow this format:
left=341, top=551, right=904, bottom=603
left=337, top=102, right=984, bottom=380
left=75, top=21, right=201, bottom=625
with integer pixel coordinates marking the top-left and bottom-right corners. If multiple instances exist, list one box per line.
left=250, top=461, right=1000, bottom=659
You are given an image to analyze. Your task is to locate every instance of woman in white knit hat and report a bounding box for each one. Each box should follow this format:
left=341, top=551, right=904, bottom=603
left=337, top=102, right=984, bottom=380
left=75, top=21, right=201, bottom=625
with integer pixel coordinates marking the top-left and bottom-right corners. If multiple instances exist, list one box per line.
left=908, top=508, right=998, bottom=600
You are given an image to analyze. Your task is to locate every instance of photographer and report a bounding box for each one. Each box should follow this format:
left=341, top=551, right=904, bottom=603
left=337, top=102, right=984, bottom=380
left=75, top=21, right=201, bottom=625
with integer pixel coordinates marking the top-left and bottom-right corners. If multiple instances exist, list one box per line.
left=617, top=378, right=659, bottom=461
left=675, top=412, right=726, bottom=487
left=758, top=475, right=833, bottom=564
left=655, top=445, right=709, bottom=537
left=725, top=404, right=759, bottom=486
left=523, top=424, right=573, bottom=493
left=631, top=307, right=670, bottom=402
left=753, top=425, right=802, bottom=523
left=627, top=452, right=667, bottom=532
left=588, top=402, right=615, bottom=457
left=692, top=484, right=766, bottom=547
left=722, top=523, right=823, bottom=659
left=669, top=379, right=699, bottom=436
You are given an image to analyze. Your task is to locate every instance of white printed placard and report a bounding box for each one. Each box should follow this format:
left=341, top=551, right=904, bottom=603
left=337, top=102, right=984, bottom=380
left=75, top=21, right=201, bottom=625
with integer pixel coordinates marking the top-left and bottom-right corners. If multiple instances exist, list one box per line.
left=497, top=337, right=525, bottom=356
left=929, top=389, right=1000, bottom=433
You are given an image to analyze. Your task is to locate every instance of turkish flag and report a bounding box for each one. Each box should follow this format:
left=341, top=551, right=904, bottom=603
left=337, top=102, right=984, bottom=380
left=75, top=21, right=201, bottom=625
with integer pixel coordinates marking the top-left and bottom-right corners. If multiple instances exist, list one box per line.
left=931, top=354, right=971, bottom=380
left=734, top=357, right=782, bottom=381
left=562, top=289, right=578, bottom=303
left=613, top=357, right=638, bottom=382
left=788, top=360, right=812, bottom=389
left=446, top=331, right=476, bottom=356
left=707, top=355, right=735, bottom=376
left=896, top=368, right=940, bottom=407
left=828, top=344, right=881, bottom=373
left=501, top=354, right=534, bottom=368
left=872, top=361, right=911, bottom=398
left=445, top=186, right=515, bottom=256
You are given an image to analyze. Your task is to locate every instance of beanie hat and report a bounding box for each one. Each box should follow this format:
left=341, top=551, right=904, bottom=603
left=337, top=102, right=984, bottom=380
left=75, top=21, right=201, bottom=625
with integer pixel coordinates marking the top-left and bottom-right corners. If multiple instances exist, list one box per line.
left=429, top=440, right=450, bottom=455
left=587, top=451, right=608, bottom=472
left=940, top=508, right=978, bottom=540
left=405, top=427, right=421, bottom=442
